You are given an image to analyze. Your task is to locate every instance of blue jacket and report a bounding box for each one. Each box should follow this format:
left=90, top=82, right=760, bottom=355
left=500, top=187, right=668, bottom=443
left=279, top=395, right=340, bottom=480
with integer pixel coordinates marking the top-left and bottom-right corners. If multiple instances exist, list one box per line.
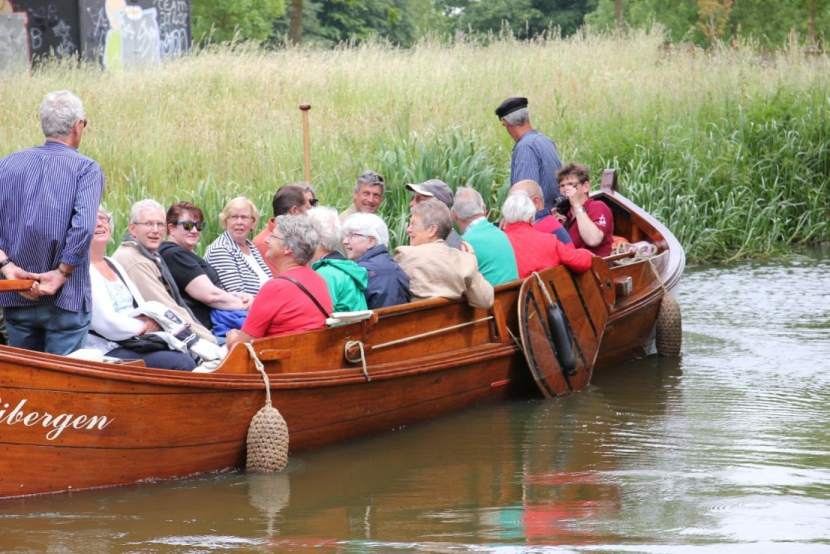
left=356, top=245, right=410, bottom=309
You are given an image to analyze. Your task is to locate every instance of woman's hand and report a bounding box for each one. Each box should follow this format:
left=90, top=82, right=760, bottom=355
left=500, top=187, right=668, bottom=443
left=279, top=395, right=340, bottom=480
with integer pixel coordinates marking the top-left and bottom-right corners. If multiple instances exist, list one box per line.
left=138, top=316, right=162, bottom=334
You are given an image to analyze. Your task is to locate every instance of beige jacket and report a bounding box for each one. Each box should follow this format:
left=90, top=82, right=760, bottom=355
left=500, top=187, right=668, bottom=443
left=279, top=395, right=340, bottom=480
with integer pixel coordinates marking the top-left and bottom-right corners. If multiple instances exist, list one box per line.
left=113, top=243, right=216, bottom=343
left=394, top=240, right=494, bottom=309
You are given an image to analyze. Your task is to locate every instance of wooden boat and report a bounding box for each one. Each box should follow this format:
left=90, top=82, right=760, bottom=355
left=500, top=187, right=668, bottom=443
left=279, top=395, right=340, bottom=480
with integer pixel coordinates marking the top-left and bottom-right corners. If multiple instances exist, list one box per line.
left=0, top=171, right=684, bottom=499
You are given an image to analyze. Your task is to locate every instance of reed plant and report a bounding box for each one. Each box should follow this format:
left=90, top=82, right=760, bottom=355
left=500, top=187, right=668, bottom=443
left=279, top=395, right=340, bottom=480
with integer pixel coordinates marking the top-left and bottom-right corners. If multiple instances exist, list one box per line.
left=1, top=31, right=827, bottom=262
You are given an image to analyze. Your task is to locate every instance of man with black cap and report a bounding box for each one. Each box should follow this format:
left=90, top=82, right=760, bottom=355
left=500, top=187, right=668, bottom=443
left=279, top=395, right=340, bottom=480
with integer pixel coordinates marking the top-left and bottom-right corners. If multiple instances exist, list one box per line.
left=406, top=179, right=465, bottom=250
left=496, top=96, right=562, bottom=211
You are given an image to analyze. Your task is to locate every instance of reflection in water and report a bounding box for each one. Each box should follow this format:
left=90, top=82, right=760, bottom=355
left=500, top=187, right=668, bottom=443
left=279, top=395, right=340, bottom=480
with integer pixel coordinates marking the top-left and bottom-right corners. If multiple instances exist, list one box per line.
left=0, top=257, right=828, bottom=551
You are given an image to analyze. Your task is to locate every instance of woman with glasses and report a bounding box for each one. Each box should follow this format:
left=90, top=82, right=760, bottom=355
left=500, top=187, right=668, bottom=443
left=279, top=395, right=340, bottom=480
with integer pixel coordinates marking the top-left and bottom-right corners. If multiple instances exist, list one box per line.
left=85, top=208, right=196, bottom=371
left=307, top=206, right=369, bottom=313
left=204, top=197, right=272, bottom=296
left=342, top=212, right=410, bottom=309
left=225, top=215, right=333, bottom=349
left=159, top=202, right=252, bottom=332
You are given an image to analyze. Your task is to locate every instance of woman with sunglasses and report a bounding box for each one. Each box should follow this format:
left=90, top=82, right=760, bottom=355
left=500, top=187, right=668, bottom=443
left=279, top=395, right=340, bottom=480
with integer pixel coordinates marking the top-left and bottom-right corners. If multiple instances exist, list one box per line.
left=159, top=202, right=252, bottom=333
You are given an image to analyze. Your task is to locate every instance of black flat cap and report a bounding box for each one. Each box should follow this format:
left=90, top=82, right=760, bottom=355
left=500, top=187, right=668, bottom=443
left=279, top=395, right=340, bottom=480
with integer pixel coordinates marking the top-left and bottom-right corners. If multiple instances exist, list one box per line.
left=495, top=97, right=528, bottom=118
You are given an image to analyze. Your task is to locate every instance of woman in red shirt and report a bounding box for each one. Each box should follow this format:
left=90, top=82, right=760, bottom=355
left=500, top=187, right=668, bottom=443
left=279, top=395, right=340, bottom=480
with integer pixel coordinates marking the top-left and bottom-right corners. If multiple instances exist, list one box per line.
left=225, top=215, right=333, bottom=348
left=502, top=192, right=594, bottom=278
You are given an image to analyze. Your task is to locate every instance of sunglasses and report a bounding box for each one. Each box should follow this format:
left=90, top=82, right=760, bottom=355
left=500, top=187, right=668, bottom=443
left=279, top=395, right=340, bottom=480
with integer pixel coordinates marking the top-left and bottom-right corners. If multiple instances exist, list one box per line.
left=309, top=198, right=319, bottom=207
left=177, top=221, right=204, bottom=232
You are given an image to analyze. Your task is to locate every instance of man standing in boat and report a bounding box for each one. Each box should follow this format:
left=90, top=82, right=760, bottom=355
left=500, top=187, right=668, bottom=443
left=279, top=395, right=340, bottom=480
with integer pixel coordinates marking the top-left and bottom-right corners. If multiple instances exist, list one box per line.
left=496, top=97, right=563, bottom=210
left=0, top=91, right=104, bottom=355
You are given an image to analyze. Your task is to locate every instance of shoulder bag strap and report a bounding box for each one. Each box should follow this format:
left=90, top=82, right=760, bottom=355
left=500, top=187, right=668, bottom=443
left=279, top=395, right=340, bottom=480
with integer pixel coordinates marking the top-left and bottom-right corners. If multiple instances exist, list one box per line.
left=275, top=275, right=331, bottom=318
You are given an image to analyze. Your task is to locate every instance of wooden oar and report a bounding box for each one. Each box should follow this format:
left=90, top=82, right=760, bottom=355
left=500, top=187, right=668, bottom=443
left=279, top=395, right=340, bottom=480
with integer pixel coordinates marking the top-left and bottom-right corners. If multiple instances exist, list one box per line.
left=299, top=103, right=312, bottom=182
left=0, top=279, right=35, bottom=292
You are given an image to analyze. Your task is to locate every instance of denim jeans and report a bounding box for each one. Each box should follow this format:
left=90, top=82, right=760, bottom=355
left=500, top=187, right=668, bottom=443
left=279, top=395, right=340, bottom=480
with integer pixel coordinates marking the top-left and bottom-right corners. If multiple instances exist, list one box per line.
left=4, top=304, right=91, bottom=355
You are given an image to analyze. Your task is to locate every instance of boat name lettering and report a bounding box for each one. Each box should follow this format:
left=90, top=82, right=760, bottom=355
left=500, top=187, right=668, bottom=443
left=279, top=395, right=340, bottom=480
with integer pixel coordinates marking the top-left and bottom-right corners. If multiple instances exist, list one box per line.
left=0, top=397, right=113, bottom=440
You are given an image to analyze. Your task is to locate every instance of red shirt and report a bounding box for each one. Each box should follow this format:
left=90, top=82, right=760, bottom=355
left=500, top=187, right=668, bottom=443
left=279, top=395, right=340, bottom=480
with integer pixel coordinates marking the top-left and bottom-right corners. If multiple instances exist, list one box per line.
left=566, top=198, right=614, bottom=257
left=252, top=219, right=278, bottom=274
left=503, top=222, right=594, bottom=278
left=242, top=266, right=333, bottom=338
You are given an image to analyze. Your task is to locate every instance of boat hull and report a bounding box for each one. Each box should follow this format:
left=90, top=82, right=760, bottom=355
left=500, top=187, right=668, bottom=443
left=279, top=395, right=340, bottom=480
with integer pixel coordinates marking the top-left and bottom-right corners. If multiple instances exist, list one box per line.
left=0, top=187, right=684, bottom=499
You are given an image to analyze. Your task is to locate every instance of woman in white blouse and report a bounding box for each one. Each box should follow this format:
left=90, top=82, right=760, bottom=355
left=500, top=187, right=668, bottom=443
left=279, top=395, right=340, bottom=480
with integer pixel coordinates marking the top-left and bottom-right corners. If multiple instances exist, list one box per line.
left=84, top=209, right=195, bottom=371
left=204, top=197, right=272, bottom=295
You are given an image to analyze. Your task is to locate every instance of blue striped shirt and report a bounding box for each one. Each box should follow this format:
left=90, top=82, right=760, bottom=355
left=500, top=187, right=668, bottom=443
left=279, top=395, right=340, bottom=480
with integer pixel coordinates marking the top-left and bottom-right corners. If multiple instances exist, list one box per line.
left=0, top=141, right=104, bottom=312
left=510, top=130, right=563, bottom=210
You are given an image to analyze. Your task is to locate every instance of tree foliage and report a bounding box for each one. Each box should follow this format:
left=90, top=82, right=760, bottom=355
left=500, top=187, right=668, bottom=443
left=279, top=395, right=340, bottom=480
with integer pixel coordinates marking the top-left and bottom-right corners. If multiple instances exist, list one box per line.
left=439, top=0, right=598, bottom=39
left=192, top=0, right=287, bottom=43
left=586, top=0, right=830, bottom=47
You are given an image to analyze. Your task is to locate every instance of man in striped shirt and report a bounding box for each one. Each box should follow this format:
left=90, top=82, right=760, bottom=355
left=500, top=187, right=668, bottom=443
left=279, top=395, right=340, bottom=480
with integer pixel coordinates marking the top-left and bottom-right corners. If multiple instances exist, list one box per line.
left=0, top=90, right=104, bottom=355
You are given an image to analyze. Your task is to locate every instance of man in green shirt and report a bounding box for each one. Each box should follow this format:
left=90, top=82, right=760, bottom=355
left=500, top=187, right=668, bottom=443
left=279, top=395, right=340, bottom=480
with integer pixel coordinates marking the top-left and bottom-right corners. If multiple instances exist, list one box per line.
left=451, top=187, right=519, bottom=286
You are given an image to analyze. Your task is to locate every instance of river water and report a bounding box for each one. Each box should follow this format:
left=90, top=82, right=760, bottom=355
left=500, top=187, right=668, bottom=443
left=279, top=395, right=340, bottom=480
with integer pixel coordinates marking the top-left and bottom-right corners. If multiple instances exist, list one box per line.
left=1, top=256, right=828, bottom=552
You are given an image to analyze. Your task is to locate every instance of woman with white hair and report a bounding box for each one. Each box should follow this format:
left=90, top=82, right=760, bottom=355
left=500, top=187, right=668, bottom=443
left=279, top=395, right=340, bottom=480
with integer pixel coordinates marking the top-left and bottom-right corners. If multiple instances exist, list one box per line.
left=342, top=212, right=410, bottom=309
left=394, top=199, right=493, bottom=309
left=501, top=191, right=593, bottom=278
left=204, top=196, right=272, bottom=295
left=307, top=207, right=368, bottom=312
left=225, top=215, right=333, bottom=349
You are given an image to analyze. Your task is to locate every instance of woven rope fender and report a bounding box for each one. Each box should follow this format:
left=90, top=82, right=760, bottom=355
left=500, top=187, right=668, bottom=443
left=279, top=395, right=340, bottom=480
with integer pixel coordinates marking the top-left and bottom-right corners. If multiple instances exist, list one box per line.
left=655, top=292, right=682, bottom=357
left=244, top=343, right=289, bottom=472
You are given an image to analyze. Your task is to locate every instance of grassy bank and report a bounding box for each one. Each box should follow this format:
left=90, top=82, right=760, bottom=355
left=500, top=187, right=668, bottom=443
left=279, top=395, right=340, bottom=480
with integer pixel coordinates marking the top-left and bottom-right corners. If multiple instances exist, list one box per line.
left=1, top=31, right=828, bottom=262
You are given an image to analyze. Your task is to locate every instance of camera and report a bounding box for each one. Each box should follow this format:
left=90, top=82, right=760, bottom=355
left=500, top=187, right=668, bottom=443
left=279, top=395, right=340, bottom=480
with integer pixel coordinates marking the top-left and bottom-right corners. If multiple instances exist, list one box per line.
left=552, top=196, right=571, bottom=216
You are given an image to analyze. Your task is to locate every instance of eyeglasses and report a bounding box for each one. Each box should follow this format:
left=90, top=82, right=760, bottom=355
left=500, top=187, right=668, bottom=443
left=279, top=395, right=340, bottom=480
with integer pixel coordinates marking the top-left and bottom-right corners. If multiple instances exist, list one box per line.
left=176, top=221, right=204, bottom=232
left=309, top=198, right=319, bottom=207
left=135, top=221, right=165, bottom=230
left=78, top=119, right=88, bottom=129
left=268, top=233, right=284, bottom=241
left=345, top=232, right=369, bottom=240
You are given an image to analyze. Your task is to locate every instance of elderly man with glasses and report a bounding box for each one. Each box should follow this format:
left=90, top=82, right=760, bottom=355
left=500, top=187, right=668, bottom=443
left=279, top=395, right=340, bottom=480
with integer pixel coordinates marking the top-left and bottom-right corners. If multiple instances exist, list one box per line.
left=113, top=199, right=216, bottom=343
left=0, top=90, right=104, bottom=355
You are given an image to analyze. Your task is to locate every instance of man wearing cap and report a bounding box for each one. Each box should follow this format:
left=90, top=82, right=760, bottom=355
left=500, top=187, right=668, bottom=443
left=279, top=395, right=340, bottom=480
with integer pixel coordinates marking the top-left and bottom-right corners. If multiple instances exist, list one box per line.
left=406, top=179, right=465, bottom=250
left=340, top=170, right=385, bottom=222
left=496, top=97, right=562, bottom=210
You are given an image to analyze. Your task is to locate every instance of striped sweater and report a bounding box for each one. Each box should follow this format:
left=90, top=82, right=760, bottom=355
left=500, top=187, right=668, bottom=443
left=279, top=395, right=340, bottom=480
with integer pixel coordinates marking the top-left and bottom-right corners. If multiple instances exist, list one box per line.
left=204, top=231, right=272, bottom=295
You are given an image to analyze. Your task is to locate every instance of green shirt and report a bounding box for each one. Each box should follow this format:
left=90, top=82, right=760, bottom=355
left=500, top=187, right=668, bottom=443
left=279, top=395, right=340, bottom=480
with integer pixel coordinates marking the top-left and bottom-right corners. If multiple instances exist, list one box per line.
left=312, top=256, right=369, bottom=312
left=462, top=218, right=519, bottom=285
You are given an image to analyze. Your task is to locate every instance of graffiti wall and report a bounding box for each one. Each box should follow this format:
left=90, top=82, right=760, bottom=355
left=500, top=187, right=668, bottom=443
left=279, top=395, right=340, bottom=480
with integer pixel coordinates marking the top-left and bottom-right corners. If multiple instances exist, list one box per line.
left=0, top=0, right=188, bottom=71
left=79, top=0, right=190, bottom=69
left=1, top=0, right=79, bottom=68
left=0, top=11, right=29, bottom=72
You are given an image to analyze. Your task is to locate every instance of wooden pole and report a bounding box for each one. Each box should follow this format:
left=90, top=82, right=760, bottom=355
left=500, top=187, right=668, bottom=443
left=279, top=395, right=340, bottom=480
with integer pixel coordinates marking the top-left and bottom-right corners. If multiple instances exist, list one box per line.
left=299, top=103, right=312, bottom=183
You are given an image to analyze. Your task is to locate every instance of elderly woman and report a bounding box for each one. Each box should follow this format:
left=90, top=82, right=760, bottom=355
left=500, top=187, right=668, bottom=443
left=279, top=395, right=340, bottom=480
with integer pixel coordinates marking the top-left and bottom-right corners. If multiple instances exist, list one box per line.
left=502, top=191, right=593, bottom=278
left=394, top=199, right=493, bottom=309
left=204, top=196, right=272, bottom=295
left=342, top=212, right=410, bottom=309
left=159, top=202, right=251, bottom=331
left=85, top=209, right=196, bottom=370
left=307, top=206, right=368, bottom=313
left=225, top=215, right=333, bottom=349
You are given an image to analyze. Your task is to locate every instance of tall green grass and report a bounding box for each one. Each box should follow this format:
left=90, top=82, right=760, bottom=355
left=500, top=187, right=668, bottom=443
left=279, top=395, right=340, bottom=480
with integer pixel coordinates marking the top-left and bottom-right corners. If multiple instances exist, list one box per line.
left=1, top=31, right=827, bottom=262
